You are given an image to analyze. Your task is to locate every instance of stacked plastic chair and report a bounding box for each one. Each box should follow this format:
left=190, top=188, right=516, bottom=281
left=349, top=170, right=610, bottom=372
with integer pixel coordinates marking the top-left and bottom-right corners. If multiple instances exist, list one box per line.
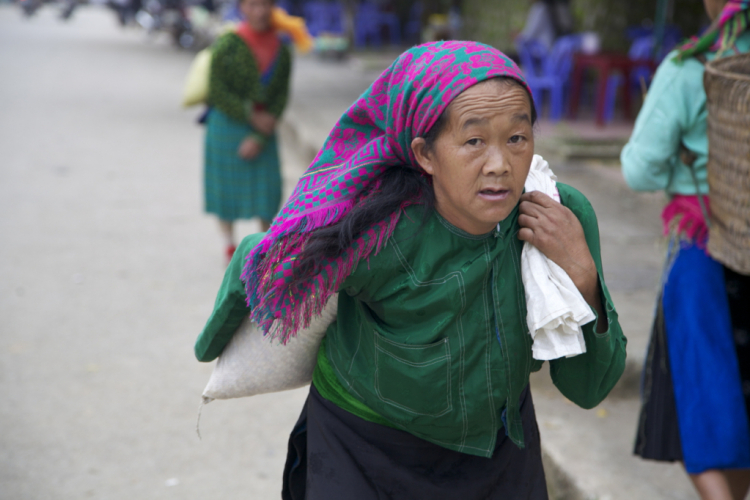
left=517, top=35, right=581, bottom=122
left=602, top=36, right=655, bottom=122
left=303, top=1, right=343, bottom=37
left=354, top=1, right=400, bottom=47
left=602, top=26, right=682, bottom=122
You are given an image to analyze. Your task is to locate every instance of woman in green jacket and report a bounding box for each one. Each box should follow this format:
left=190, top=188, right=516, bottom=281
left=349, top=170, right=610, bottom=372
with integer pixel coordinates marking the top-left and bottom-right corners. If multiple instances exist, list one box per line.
left=204, top=0, right=291, bottom=261
left=197, top=41, right=626, bottom=499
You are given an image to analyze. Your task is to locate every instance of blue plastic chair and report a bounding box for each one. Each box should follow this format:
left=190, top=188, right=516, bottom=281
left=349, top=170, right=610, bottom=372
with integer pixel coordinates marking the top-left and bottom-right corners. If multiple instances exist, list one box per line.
left=602, top=36, right=656, bottom=122
left=221, top=2, right=242, bottom=22
left=322, top=2, right=344, bottom=34
left=276, top=0, right=292, bottom=15
left=354, top=1, right=401, bottom=47
left=516, top=38, right=548, bottom=81
left=518, top=35, right=581, bottom=121
left=626, top=24, right=683, bottom=59
left=303, top=1, right=343, bottom=37
left=630, top=37, right=656, bottom=87
left=404, top=1, right=423, bottom=44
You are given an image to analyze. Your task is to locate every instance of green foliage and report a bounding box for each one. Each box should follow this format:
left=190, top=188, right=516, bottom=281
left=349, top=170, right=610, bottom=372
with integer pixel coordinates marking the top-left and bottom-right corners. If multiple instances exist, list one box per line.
left=572, top=0, right=705, bottom=51
left=458, top=0, right=707, bottom=53
left=461, top=0, right=529, bottom=53
left=672, top=0, right=709, bottom=40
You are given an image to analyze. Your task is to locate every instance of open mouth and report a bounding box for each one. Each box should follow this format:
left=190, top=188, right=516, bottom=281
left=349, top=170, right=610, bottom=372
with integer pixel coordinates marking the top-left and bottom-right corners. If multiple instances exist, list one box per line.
left=478, top=188, right=510, bottom=200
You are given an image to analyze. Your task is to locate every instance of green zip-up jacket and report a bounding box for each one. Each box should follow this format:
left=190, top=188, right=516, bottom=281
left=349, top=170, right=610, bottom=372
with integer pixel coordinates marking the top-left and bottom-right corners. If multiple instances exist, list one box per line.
left=208, top=32, right=292, bottom=122
left=195, top=183, right=627, bottom=457
left=206, top=31, right=292, bottom=146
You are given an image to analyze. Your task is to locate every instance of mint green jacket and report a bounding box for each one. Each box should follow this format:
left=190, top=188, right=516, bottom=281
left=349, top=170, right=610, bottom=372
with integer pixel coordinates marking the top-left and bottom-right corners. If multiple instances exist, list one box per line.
left=195, top=183, right=627, bottom=458
left=620, top=32, right=750, bottom=194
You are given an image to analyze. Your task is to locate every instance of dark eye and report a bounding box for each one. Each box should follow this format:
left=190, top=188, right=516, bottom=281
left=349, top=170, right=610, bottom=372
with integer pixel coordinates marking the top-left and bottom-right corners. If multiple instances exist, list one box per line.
left=466, top=138, right=480, bottom=146
left=509, top=135, right=524, bottom=144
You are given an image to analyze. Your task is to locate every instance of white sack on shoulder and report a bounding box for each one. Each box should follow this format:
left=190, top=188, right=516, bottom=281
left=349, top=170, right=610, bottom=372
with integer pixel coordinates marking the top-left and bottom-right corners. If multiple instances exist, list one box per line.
left=522, top=155, right=595, bottom=360
left=202, top=294, right=338, bottom=402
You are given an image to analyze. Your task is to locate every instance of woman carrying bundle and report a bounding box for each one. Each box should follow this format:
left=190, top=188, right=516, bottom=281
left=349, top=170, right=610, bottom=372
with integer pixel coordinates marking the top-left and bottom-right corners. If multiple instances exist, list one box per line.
left=622, top=1, right=750, bottom=498
left=197, top=41, right=627, bottom=498
left=204, top=0, right=291, bottom=261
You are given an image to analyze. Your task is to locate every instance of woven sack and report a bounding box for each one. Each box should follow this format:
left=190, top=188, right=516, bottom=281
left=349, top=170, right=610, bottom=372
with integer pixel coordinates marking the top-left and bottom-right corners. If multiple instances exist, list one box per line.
left=704, top=53, right=750, bottom=275
left=182, top=48, right=211, bottom=107
left=201, top=294, right=338, bottom=403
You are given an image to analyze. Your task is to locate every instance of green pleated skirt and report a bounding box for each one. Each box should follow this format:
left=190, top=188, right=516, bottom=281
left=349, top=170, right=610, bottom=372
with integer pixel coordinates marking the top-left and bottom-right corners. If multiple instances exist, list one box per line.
left=204, top=108, right=282, bottom=222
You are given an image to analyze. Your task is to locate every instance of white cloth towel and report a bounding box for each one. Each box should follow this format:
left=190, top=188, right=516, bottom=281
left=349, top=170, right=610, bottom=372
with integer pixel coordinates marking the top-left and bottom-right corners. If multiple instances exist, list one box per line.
left=521, top=155, right=595, bottom=360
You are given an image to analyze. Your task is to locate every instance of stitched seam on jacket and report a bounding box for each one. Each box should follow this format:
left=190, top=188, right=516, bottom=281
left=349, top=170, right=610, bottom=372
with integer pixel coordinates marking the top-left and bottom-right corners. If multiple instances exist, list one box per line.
left=435, top=213, right=493, bottom=240
left=491, top=256, right=514, bottom=428
left=347, top=322, right=364, bottom=375
left=509, top=237, right=533, bottom=376
left=373, top=338, right=453, bottom=417
left=391, top=239, right=470, bottom=451
left=375, top=347, right=450, bottom=367
left=481, top=239, right=499, bottom=451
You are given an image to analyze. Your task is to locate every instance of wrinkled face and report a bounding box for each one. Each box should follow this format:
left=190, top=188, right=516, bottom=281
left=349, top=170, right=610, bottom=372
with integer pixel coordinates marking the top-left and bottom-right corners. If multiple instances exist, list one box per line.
left=412, top=79, right=535, bottom=235
left=241, top=0, right=273, bottom=31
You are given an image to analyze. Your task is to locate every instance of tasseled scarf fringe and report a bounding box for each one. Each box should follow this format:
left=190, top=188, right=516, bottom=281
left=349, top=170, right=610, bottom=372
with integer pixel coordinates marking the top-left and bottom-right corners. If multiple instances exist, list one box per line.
left=675, top=0, right=750, bottom=61
left=241, top=196, right=405, bottom=344
left=661, top=194, right=711, bottom=247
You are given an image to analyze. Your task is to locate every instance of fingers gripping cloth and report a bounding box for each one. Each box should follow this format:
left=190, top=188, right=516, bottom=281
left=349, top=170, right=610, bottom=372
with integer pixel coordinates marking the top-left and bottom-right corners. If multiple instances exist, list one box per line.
left=521, top=155, right=595, bottom=360
left=240, top=41, right=531, bottom=343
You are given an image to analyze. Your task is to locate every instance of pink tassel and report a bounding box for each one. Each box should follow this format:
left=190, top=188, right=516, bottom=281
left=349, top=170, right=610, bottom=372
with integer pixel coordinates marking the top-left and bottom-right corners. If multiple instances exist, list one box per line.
left=242, top=200, right=410, bottom=344
left=661, top=194, right=710, bottom=247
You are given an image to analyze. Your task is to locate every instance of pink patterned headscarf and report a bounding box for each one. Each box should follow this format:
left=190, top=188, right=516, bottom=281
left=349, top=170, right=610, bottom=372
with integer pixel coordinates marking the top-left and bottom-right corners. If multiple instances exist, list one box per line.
left=242, top=41, right=531, bottom=341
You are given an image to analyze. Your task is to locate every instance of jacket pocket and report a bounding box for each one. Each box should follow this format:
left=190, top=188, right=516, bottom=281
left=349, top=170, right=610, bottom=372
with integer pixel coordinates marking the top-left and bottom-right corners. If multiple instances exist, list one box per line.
left=373, top=331, right=452, bottom=417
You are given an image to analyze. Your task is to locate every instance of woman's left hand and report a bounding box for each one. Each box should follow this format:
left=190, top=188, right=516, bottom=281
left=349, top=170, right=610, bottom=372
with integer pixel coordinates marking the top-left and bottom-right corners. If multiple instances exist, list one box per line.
left=250, top=111, right=277, bottom=136
left=517, top=191, right=603, bottom=319
left=238, top=137, right=262, bottom=159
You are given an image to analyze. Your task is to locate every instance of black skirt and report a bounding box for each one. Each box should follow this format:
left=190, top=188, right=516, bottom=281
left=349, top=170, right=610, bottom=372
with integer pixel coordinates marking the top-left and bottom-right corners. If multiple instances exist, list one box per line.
left=633, top=297, right=683, bottom=462
left=282, top=384, right=548, bottom=500
left=634, top=265, right=750, bottom=463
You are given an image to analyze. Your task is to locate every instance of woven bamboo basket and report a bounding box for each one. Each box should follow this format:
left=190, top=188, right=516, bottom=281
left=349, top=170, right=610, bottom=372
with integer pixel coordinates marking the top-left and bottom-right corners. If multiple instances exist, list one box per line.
left=704, top=53, right=750, bottom=275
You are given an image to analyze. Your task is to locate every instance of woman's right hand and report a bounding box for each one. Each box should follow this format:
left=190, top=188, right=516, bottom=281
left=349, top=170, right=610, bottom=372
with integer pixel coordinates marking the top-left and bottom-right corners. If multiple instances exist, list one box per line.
left=238, top=136, right=262, bottom=159
left=250, top=110, right=277, bottom=136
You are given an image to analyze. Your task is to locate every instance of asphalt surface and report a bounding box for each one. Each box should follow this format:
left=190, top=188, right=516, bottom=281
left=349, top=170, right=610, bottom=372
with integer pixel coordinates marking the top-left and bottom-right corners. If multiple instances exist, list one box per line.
left=1, top=6, right=307, bottom=499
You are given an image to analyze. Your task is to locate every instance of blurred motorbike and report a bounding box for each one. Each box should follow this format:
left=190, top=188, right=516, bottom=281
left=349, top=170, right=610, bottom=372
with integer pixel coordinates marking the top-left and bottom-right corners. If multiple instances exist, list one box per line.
left=135, top=0, right=196, bottom=48
left=59, top=0, right=85, bottom=20
left=105, top=0, right=142, bottom=26
left=19, top=0, right=46, bottom=17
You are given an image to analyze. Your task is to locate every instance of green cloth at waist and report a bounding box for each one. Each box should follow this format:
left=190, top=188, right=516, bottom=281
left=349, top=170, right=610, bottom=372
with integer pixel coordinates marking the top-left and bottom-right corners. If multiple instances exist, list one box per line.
left=312, top=336, right=397, bottom=429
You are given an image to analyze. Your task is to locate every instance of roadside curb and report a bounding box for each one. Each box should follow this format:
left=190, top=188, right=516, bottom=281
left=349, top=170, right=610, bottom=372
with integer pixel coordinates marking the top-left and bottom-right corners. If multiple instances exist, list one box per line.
left=542, top=447, right=590, bottom=500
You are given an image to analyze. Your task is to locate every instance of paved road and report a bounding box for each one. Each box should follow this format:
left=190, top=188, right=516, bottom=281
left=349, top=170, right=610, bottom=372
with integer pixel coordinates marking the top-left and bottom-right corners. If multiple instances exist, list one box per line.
left=0, top=6, right=308, bottom=499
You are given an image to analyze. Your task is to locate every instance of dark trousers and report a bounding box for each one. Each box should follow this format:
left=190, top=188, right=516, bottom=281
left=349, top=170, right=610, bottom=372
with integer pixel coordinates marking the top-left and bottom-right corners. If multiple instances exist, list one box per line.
left=283, top=384, right=548, bottom=500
